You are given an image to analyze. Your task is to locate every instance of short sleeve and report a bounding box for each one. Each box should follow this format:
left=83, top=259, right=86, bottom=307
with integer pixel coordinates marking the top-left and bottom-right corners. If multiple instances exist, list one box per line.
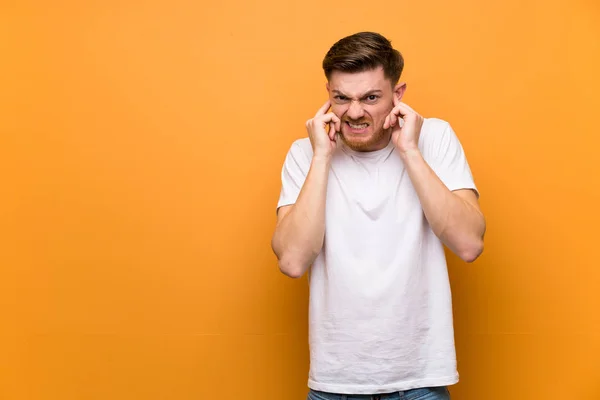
left=276, top=140, right=311, bottom=210
left=421, top=120, right=479, bottom=198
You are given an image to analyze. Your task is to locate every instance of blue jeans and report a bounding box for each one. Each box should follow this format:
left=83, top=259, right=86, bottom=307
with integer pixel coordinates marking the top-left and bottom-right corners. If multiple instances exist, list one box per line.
left=307, top=386, right=450, bottom=400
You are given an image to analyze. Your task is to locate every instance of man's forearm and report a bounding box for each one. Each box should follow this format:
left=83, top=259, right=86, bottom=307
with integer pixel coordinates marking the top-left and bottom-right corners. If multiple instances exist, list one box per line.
left=272, top=156, right=330, bottom=278
left=401, top=149, right=485, bottom=262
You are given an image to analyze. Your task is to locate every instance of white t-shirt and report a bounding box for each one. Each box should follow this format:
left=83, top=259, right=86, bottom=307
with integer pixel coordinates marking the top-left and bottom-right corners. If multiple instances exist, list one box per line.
left=276, top=118, right=478, bottom=395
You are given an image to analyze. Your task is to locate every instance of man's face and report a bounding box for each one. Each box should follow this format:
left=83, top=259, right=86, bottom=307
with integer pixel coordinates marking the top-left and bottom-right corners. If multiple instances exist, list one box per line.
left=327, top=66, right=405, bottom=152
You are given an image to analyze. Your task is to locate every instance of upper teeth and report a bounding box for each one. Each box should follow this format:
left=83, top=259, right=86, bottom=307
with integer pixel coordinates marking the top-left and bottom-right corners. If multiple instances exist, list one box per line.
left=349, top=122, right=368, bottom=129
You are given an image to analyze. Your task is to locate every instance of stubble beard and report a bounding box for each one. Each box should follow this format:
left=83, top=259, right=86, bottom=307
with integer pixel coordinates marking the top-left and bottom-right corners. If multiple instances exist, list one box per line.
left=339, top=122, right=390, bottom=152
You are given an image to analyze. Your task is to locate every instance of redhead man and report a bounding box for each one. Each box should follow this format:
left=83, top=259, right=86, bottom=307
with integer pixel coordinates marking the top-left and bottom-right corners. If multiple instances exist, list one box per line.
left=272, top=32, right=486, bottom=400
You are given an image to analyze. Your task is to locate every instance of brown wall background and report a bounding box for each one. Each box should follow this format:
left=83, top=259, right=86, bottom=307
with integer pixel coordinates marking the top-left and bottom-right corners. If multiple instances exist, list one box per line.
left=1, top=0, right=599, bottom=398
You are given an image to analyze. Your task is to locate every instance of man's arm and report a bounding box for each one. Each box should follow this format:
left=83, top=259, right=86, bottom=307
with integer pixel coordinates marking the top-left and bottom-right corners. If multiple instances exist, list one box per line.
left=271, top=155, right=330, bottom=278
left=385, top=100, right=486, bottom=263
left=271, top=100, right=341, bottom=278
left=401, top=150, right=485, bottom=262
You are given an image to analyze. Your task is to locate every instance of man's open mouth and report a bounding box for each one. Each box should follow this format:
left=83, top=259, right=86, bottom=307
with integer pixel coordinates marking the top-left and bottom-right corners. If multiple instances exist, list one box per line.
left=347, top=122, right=369, bottom=129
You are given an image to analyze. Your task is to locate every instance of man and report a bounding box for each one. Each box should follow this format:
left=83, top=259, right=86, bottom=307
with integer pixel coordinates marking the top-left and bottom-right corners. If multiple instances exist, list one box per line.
left=271, top=32, right=486, bottom=400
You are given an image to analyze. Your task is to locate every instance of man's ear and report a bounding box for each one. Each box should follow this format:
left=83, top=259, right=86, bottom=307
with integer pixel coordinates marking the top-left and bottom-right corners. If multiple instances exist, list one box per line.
left=326, top=82, right=330, bottom=93
left=394, top=82, right=407, bottom=101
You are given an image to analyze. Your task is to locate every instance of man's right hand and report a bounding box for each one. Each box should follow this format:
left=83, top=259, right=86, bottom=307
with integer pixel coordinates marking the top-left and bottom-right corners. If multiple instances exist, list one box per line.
left=305, top=100, right=341, bottom=159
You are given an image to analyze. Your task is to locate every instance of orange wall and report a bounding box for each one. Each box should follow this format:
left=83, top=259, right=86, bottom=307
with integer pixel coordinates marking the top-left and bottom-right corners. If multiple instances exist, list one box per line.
left=1, top=0, right=599, bottom=399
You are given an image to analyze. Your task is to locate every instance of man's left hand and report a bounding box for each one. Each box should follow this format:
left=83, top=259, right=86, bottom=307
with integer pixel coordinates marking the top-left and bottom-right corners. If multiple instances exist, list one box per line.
left=383, top=96, right=424, bottom=155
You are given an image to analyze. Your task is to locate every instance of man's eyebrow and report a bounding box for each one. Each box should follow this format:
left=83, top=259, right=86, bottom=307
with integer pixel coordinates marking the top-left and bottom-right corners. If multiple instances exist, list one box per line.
left=361, top=90, right=383, bottom=97
left=332, top=89, right=383, bottom=97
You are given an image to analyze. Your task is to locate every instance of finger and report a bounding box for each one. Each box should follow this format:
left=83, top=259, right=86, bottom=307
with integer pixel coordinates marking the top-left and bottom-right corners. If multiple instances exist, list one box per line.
left=329, top=119, right=340, bottom=140
left=391, top=113, right=404, bottom=134
left=321, top=112, right=340, bottom=124
left=389, top=96, right=402, bottom=128
left=390, top=109, right=398, bottom=127
left=327, top=114, right=341, bottom=137
left=395, top=102, right=414, bottom=116
left=384, top=114, right=390, bottom=129
left=315, top=100, right=331, bottom=117
left=398, top=101, right=414, bottom=112
left=388, top=111, right=399, bottom=128
left=389, top=102, right=410, bottom=126
left=331, top=113, right=341, bottom=124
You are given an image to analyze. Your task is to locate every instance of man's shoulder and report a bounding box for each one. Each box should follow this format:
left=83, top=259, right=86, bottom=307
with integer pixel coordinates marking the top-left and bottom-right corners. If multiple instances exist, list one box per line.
left=419, top=118, right=455, bottom=150
left=287, top=137, right=314, bottom=157
left=422, top=117, right=451, bottom=134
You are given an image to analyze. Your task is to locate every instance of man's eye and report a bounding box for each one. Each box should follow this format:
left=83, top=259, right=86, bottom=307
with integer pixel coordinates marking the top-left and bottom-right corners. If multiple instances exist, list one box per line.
left=366, top=95, right=379, bottom=101
left=335, top=96, right=348, bottom=101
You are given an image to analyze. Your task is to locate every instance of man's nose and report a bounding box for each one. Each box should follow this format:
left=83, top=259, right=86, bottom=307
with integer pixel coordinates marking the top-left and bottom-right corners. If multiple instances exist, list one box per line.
left=346, top=101, right=364, bottom=120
